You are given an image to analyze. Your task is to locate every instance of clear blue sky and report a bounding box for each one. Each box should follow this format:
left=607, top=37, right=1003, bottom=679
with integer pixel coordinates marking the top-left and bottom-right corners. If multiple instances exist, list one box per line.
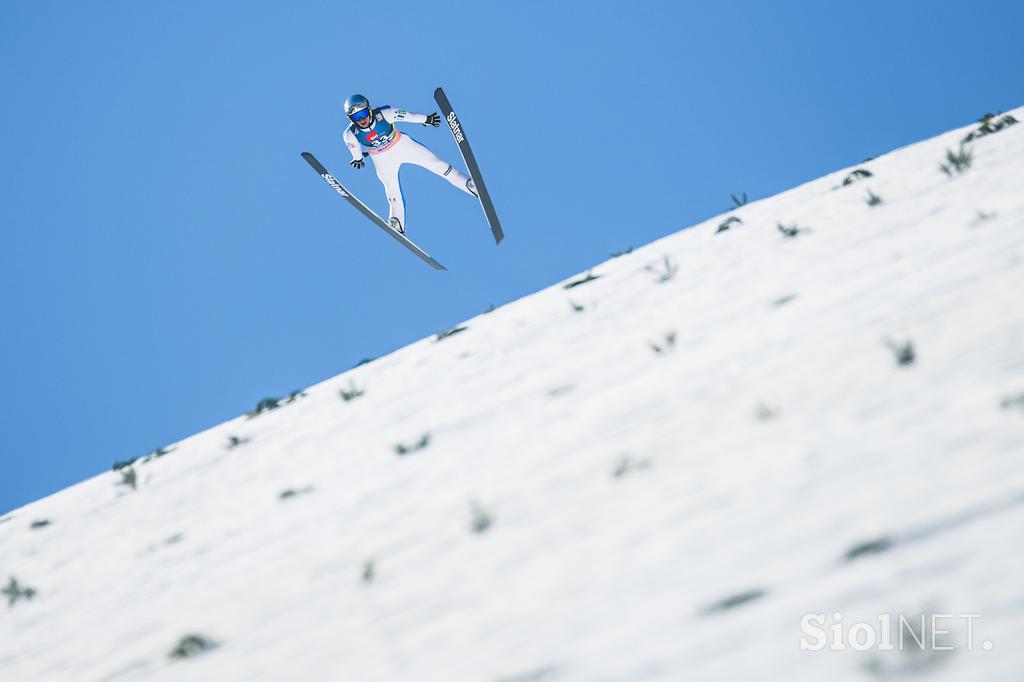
left=1, top=0, right=1021, bottom=514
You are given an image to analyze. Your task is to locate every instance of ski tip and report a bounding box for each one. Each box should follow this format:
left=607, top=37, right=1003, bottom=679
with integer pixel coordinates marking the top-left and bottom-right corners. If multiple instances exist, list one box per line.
left=433, top=86, right=444, bottom=97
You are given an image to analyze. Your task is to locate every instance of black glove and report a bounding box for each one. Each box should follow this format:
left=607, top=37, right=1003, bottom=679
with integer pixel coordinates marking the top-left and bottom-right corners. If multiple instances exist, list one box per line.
left=350, top=158, right=365, bottom=169
left=423, top=112, right=441, bottom=127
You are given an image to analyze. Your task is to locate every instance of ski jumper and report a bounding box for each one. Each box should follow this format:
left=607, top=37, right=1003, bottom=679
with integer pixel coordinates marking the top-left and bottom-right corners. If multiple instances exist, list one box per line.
left=343, top=106, right=475, bottom=229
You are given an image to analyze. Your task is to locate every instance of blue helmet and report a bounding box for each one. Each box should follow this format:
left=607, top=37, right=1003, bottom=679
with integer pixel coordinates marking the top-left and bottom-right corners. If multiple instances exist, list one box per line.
left=344, top=94, right=371, bottom=123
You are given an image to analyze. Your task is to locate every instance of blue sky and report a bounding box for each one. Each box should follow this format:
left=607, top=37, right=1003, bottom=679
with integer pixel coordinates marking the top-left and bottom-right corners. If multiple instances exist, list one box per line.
left=1, top=0, right=1021, bottom=513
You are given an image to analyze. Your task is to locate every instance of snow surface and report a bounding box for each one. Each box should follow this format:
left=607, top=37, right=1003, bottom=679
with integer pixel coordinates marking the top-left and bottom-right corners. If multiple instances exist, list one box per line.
left=2, top=108, right=1023, bottom=682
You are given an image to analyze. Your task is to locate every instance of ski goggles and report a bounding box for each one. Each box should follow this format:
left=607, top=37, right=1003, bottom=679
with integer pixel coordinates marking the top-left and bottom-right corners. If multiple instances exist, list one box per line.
left=349, top=108, right=371, bottom=122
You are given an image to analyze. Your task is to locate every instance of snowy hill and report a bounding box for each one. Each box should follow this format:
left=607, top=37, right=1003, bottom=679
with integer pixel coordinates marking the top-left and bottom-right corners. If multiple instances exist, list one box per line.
left=2, top=108, right=1023, bottom=682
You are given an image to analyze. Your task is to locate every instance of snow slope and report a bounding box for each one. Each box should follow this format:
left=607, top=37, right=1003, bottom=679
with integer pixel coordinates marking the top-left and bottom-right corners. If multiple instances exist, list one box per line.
left=2, top=108, right=1023, bottom=682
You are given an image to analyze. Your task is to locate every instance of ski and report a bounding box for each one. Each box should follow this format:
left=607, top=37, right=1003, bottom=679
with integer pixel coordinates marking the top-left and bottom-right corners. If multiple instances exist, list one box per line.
left=300, top=152, right=446, bottom=271
left=433, top=87, right=504, bottom=245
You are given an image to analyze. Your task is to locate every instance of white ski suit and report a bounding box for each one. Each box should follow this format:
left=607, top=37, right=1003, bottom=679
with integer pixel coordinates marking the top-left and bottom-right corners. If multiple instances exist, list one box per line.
left=343, top=106, right=475, bottom=230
